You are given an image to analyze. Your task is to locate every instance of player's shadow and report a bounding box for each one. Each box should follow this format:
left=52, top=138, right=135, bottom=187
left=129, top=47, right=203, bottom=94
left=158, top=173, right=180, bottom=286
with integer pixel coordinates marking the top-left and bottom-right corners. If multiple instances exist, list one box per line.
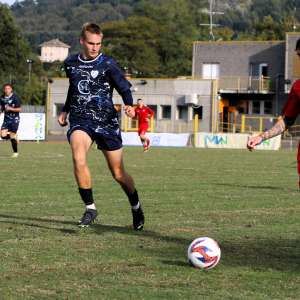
left=0, top=213, right=77, bottom=234
left=220, top=238, right=300, bottom=272
left=0, top=214, right=299, bottom=272
left=214, top=182, right=293, bottom=191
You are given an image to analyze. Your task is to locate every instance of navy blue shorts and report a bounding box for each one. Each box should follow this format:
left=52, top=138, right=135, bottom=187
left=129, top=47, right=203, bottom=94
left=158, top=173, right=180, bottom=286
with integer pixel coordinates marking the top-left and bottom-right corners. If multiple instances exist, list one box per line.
left=67, top=124, right=123, bottom=151
left=1, top=120, right=19, bottom=133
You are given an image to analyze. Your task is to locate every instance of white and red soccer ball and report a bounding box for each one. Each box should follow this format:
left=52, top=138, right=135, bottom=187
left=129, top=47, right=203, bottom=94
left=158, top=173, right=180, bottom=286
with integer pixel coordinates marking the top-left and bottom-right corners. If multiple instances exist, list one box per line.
left=187, top=237, right=221, bottom=270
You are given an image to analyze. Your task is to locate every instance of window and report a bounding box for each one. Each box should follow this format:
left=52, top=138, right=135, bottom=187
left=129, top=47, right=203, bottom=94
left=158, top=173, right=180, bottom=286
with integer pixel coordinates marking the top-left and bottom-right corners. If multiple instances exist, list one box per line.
left=264, top=101, right=273, bottom=114
left=259, top=63, right=268, bottom=77
left=202, top=63, right=220, bottom=79
left=177, top=106, right=188, bottom=120
left=252, top=101, right=260, bottom=114
left=161, top=105, right=171, bottom=119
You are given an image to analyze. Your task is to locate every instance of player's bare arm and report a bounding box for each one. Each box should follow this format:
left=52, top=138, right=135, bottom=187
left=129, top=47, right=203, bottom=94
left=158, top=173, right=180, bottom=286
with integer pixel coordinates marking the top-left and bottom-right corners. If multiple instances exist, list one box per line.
left=124, top=105, right=135, bottom=118
left=5, top=106, right=21, bottom=113
left=247, top=117, right=285, bottom=150
left=58, top=111, right=68, bottom=127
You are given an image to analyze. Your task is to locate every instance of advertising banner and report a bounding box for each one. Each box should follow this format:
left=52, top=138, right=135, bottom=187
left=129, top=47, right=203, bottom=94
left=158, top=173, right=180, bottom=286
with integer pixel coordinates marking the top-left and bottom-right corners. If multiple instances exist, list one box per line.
left=196, top=133, right=281, bottom=150
left=0, top=113, right=45, bottom=141
left=122, top=132, right=190, bottom=147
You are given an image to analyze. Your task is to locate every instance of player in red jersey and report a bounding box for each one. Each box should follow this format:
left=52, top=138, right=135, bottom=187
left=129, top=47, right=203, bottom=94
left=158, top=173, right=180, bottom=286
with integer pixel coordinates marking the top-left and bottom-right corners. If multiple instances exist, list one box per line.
left=247, top=38, right=300, bottom=187
left=134, top=99, right=154, bottom=152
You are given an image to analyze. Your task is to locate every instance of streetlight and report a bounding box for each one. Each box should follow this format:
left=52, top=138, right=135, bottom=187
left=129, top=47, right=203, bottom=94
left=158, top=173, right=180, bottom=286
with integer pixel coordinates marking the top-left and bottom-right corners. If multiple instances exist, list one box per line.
left=26, top=59, right=33, bottom=82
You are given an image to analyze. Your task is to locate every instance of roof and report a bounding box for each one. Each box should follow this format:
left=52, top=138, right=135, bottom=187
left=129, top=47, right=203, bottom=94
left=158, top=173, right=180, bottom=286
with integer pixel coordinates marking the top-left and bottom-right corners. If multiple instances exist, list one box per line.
left=39, top=39, right=70, bottom=48
left=193, top=40, right=285, bottom=45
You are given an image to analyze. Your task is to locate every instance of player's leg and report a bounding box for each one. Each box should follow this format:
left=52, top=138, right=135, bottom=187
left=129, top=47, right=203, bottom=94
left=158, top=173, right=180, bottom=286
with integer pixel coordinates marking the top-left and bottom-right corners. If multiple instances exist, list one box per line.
left=102, top=148, right=145, bottom=230
left=10, top=131, right=18, bottom=157
left=139, top=126, right=150, bottom=152
left=0, top=129, right=10, bottom=140
left=70, top=130, right=97, bottom=227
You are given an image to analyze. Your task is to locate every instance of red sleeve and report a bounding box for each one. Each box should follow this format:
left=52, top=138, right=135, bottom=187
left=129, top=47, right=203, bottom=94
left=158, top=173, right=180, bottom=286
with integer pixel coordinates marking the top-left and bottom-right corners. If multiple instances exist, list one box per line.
left=147, top=106, right=154, bottom=117
left=282, top=80, right=300, bottom=118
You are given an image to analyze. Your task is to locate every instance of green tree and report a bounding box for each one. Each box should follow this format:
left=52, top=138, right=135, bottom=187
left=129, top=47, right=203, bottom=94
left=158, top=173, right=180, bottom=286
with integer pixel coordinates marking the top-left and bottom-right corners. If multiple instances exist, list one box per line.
left=0, top=4, right=46, bottom=105
left=102, top=16, right=161, bottom=76
left=135, top=0, right=198, bottom=76
left=0, top=4, right=31, bottom=81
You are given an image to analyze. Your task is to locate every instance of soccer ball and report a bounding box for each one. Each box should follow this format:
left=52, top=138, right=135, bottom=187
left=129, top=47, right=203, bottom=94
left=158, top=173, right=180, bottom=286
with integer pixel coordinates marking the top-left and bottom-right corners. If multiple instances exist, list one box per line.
left=187, top=237, right=221, bottom=270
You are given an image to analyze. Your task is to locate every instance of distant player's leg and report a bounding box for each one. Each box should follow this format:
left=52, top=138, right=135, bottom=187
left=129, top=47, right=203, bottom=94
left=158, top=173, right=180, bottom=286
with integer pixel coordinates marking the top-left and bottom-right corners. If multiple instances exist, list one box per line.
left=70, top=130, right=98, bottom=227
left=1, top=129, right=10, bottom=140
left=297, top=141, right=300, bottom=189
left=10, top=132, right=19, bottom=158
left=139, top=126, right=150, bottom=152
left=102, top=148, right=144, bottom=230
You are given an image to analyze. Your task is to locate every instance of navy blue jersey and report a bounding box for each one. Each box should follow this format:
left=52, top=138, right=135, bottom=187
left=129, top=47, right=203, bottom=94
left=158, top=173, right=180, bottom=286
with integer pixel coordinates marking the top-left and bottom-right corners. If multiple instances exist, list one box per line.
left=0, top=93, right=21, bottom=124
left=63, top=53, right=133, bottom=136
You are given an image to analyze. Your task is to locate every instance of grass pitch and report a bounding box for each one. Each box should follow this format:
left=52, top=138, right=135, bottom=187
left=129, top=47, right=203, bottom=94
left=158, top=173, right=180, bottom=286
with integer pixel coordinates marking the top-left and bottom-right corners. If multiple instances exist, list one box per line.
left=0, top=142, right=299, bottom=299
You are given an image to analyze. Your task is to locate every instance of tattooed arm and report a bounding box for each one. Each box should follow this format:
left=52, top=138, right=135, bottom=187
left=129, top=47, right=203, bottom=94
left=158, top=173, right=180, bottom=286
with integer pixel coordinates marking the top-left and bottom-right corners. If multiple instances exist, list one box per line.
left=247, top=117, right=285, bottom=150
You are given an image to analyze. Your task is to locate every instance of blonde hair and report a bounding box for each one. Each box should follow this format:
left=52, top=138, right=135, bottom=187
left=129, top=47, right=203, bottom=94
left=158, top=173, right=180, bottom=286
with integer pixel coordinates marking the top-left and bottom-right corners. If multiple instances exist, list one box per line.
left=81, top=23, right=103, bottom=39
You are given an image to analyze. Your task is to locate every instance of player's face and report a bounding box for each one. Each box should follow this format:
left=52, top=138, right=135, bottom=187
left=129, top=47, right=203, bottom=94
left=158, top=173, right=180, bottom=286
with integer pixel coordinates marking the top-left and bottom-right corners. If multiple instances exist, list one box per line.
left=80, top=31, right=102, bottom=59
left=137, top=100, right=144, bottom=108
left=3, top=85, right=12, bottom=96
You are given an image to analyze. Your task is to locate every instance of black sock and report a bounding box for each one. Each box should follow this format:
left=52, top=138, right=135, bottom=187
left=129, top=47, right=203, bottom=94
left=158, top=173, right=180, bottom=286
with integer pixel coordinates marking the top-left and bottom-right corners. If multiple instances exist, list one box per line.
left=11, top=139, right=18, bottom=153
left=126, top=189, right=140, bottom=207
left=2, top=135, right=10, bottom=140
left=78, top=188, right=94, bottom=206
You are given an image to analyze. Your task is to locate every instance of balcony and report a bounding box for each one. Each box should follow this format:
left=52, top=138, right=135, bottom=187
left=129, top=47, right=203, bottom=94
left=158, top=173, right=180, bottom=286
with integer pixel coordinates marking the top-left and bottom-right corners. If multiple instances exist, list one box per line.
left=217, top=76, right=273, bottom=93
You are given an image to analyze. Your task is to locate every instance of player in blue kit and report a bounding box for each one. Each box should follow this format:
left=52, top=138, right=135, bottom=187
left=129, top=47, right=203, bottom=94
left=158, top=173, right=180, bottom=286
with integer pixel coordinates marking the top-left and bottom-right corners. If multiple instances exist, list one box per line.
left=0, top=83, right=21, bottom=158
left=58, top=23, right=144, bottom=229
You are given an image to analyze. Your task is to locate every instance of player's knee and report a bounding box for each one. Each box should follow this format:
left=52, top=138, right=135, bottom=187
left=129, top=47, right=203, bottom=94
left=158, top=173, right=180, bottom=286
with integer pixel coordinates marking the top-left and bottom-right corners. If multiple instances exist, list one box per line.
left=112, top=169, right=125, bottom=183
left=1, top=133, right=9, bottom=139
left=73, top=154, right=87, bottom=168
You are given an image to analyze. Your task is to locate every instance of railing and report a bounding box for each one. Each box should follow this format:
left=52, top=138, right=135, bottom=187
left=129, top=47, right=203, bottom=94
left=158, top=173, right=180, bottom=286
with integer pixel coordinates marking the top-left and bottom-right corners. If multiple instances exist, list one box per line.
left=240, top=114, right=278, bottom=133
left=218, top=122, right=252, bottom=133
left=284, top=125, right=300, bottom=138
left=218, top=76, right=272, bottom=92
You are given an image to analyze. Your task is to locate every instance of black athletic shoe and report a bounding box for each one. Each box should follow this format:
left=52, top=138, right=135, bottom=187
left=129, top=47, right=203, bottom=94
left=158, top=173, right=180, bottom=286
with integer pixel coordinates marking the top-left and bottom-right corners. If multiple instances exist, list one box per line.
left=132, top=206, right=145, bottom=230
left=78, top=209, right=98, bottom=227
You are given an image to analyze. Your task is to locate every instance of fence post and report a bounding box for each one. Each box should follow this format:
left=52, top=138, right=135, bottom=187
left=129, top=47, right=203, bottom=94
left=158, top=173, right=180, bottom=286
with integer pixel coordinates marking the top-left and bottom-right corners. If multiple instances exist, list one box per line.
left=124, top=115, right=128, bottom=132
left=150, top=116, right=154, bottom=132
left=241, top=114, right=245, bottom=133
left=259, top=117, right=263, bottom=132
left=194, top=114, right=199, bottom=147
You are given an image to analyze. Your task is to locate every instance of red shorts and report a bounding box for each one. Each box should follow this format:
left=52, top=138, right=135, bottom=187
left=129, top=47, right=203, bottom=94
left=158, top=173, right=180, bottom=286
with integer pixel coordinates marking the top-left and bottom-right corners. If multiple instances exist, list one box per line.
left=138, top=124, right=148, bottom=135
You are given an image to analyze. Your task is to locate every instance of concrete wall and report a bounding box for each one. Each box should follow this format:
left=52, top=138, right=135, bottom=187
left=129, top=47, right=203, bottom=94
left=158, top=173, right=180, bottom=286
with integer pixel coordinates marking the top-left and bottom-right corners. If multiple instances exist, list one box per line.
left=192, top=41, right=285, bottom=82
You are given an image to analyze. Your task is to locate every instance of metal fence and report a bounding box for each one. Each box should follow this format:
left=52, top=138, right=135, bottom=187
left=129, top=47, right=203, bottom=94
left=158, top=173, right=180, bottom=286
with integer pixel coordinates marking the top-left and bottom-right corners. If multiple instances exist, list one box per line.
left=21, top=105, right=45, bottom=113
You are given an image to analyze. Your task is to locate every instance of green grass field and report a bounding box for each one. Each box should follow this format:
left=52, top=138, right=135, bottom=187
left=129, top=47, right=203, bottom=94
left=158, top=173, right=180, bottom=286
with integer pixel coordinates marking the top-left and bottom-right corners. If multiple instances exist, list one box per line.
left=0, top=142, right=299, bottom=299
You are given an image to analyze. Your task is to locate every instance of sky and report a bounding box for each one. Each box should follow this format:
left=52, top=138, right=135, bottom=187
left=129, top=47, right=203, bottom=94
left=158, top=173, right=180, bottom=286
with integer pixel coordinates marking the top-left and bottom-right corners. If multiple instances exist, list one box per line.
left=0, top=0, right=16, bottom=5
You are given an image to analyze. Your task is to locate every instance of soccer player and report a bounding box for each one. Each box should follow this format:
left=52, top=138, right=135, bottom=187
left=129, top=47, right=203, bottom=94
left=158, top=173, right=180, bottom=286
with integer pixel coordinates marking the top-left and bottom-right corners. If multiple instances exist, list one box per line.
left=58, top=23, right=144, bottom=229
left=0, top=83, right=21, bottom=158
left=134, top=98, right=154, bottom=152
left=247, top=38, right=300, bottom=187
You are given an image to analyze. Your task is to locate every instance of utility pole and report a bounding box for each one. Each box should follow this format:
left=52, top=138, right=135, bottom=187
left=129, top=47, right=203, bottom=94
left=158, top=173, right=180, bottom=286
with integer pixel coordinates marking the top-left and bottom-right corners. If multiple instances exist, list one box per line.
left=200, top=0, right=224, bottom=41
left=293, top=7, right=297, bottom=31
left=26, top=59, right=33, bottom=82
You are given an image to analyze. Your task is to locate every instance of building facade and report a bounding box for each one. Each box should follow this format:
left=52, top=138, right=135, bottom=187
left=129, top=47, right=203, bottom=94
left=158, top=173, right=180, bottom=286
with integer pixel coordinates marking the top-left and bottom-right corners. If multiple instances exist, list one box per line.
left=46, top=78, right=216, bottom=135
left=192, top=32, right=300, bottom=132
left=40, top=39, right=70, bottom=63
